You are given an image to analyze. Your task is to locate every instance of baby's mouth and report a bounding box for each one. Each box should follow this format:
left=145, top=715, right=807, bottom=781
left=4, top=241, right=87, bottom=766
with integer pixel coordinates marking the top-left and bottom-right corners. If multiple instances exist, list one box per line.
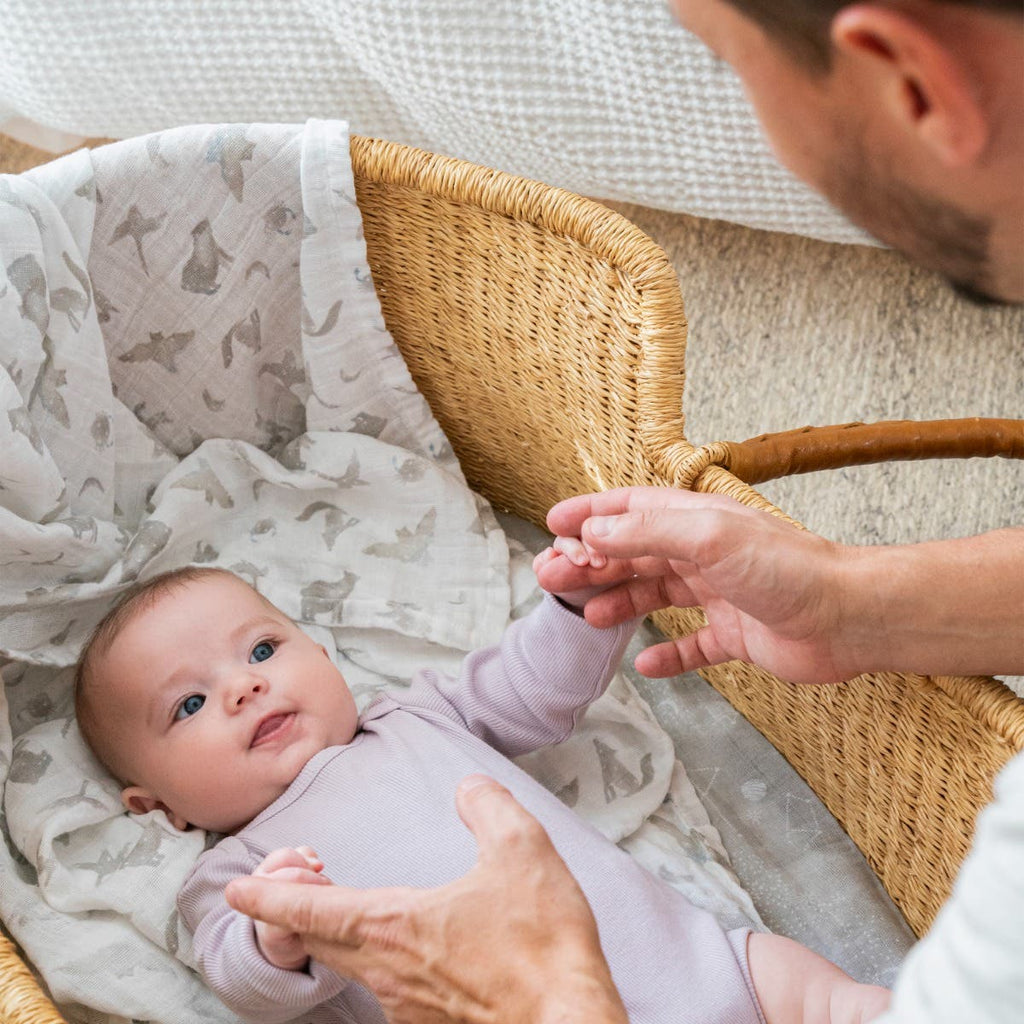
left=250, top=712, right=295, bottom=748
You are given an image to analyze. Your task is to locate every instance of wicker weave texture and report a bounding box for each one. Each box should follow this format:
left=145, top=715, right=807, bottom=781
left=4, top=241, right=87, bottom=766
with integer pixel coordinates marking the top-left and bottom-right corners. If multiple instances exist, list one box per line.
left=351, top=136, right=692, bottom=524
left=0, top=935, right=65, bottom=1024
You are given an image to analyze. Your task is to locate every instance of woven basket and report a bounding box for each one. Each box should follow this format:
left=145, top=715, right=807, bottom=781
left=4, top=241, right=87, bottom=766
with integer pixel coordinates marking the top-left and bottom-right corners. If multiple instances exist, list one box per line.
left=2, top=134, right=1022, bottom=1022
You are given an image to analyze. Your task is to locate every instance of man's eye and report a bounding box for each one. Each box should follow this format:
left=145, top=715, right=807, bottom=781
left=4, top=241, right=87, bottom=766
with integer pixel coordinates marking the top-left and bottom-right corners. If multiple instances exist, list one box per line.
left=250, top=641, right=275, bottom=664
left=174, top=694, right=205, bottom=721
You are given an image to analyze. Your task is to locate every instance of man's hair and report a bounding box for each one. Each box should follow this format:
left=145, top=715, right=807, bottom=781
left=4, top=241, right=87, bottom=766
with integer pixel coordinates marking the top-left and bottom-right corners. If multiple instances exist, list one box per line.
left=74, top=566, right=240, bottom=779
left=720, top=0, right=1023, bottom=72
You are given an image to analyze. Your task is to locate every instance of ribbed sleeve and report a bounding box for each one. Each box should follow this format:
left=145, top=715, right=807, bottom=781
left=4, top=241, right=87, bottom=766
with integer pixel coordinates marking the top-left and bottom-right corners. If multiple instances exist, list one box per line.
left=398, top=593, right=637, bottom=756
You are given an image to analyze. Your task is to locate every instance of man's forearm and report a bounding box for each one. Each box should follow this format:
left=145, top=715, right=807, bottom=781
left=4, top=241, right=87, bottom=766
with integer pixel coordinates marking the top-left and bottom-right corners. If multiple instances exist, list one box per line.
left=841, top=527, right=1024, bottom=677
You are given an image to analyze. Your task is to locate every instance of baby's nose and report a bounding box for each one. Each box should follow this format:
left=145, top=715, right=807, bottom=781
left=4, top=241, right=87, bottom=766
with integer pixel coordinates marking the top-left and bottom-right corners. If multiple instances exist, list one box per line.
left=229, top=678, right=266, bottom=708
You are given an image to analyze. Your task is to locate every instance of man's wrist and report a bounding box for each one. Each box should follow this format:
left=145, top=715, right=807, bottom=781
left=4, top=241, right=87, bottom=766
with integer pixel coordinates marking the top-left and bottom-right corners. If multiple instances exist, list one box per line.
left=526, top=930, right=628, bottom=1024
left=833, top=542, right=900, bottom=677
left=838, top=529, right=1024, bottom=677
left=533, top=977, right=628, bottom=1024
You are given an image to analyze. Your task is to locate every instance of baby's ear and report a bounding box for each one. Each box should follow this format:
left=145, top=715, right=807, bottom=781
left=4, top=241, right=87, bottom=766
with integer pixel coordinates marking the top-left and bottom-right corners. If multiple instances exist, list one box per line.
left=121, top=786, right=190, bottom=831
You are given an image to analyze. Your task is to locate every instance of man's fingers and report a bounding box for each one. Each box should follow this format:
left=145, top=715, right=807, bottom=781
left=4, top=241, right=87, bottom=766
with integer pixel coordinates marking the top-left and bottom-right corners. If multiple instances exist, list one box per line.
left=632, top=630, right=727, bottom=678
left=547, top=491, right=622, bottom=535
left=547, top=487, right=686, bottom=532
left=548, top=487, right=746, bottom=538
left=582, top=507, right=742, bottom=564
left=226, top=877, right=366, bottom=946
left=455, top=776, right=554, bottom=867
left=580, top=575, right=701, bottom=627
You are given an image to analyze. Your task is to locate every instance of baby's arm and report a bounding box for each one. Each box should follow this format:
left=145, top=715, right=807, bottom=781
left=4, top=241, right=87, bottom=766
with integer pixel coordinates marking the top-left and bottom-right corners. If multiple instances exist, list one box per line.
left=251, top=846, right=331, bottom=970
left=398, top=534, right=637, bottom=758
left=747, top=932, right=891, bottom=1024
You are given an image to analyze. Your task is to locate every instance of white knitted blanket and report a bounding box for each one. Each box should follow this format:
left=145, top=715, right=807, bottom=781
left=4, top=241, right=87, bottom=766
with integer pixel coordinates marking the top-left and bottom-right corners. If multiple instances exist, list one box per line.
left=0, top=0, right=867, bottom=244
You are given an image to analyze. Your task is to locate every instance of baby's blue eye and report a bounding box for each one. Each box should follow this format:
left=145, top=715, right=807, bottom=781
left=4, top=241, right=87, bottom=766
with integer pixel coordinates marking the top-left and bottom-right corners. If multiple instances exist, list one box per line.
left=174, top=694, right=205, bottom=721
left=250, top=641, right=275, bottom=663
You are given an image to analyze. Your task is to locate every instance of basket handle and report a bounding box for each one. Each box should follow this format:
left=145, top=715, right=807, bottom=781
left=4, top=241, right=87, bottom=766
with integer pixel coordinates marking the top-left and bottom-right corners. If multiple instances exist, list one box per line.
left=716, top=417, right=1024, bottom=486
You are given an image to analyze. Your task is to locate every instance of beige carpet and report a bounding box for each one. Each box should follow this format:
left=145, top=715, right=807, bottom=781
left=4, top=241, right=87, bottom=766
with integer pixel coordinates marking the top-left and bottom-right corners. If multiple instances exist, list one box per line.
left=1, top=133, right=82, bottom=173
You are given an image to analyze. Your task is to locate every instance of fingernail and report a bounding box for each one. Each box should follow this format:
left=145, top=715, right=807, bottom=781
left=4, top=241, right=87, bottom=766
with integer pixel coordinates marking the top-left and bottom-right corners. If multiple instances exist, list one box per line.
left=588, top=516, right=616, bottom=537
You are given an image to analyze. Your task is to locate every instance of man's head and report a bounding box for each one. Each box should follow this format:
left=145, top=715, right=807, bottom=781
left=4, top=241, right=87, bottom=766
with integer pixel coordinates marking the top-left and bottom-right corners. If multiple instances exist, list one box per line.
left=76, top=568, right=358, bottom=833
left=669, top=0, right=1024, bottom=302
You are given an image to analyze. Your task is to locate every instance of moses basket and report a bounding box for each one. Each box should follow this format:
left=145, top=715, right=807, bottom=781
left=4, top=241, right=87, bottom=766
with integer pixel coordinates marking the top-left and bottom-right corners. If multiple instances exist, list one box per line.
left=1, top=134, right=1022, bottom=1023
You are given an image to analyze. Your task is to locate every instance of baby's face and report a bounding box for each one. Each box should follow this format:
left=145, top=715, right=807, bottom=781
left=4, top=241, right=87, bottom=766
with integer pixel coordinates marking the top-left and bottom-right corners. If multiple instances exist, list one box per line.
left=92, top=574, right=358, bottom=832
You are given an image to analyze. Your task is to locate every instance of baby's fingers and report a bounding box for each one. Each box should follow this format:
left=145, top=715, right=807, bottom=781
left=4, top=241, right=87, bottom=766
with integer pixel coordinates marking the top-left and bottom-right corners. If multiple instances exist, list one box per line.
left=553, top=535, right=607, bottom=569
left=255, top=847, right=324, bottom=877
left=294, top=846, right=323, bottom=871
left=261, top=865, right=333, bottom=886
left=531, top=546, right=559, bottom=575
left=535, top=552, right=635, bottom=597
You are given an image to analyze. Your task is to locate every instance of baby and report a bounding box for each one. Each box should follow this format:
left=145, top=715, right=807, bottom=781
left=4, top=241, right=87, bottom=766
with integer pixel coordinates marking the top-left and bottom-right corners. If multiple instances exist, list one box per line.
left=75, top=542, right=891, bottom=1024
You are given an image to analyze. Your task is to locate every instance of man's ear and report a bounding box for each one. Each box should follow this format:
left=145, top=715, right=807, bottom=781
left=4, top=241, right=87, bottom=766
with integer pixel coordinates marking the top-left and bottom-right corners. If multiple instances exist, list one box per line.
left=121, top=786, right=190, bottom=831
left=831, top=4, right=988, bottom=167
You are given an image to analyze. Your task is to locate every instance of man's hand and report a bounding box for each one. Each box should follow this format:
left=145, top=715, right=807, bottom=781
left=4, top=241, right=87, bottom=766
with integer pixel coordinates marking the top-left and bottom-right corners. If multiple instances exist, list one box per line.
left=539, top=487, right=854, bottom=684
left=539, top=487, right=1024, bottom=682
left=250, top=846, right=331, bottom=969
left=226, top=777, right=628, bottom=1024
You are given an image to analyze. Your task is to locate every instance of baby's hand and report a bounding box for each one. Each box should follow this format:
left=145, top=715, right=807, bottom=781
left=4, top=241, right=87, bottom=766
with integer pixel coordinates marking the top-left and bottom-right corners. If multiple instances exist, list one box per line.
left=250, top=846, right=331, bottom=970
left=533, top=535, right=616, bottom=610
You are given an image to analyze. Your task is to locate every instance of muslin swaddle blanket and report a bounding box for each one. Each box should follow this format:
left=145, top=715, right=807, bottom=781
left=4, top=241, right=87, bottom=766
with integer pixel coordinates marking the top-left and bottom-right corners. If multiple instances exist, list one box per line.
left=0, top=120, right=760, bottom=1023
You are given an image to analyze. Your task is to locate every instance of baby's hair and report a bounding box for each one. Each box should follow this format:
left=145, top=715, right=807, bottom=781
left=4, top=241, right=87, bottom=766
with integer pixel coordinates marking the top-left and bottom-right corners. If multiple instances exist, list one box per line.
left=74, top=565, right=242, bottom=779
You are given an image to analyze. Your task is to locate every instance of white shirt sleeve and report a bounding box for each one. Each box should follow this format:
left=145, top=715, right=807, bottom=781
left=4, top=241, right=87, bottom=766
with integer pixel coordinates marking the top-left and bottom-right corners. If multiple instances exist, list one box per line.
left=875, top=750, right=1024, bottom=1024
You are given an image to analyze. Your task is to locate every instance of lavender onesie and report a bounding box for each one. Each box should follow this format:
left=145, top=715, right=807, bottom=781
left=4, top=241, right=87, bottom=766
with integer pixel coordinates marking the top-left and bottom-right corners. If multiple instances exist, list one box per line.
left=178, top=594, right=765, bottom=1024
